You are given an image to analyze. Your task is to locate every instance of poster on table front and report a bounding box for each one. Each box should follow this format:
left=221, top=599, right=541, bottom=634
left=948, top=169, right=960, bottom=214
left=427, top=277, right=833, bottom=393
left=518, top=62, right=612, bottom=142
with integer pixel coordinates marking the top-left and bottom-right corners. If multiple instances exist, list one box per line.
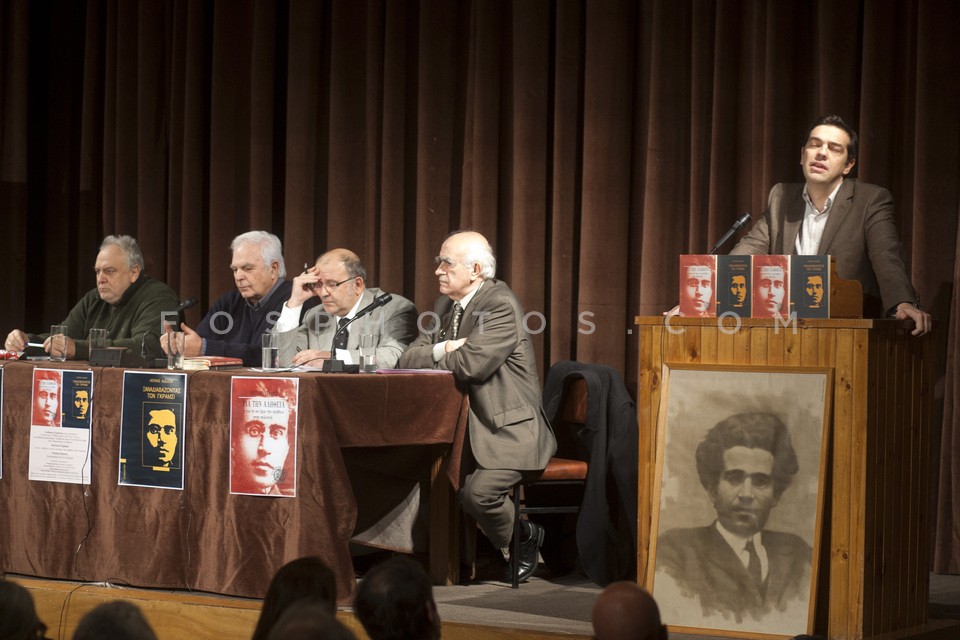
left=118, top=371, right=187, bottom=490
left=229, top=376, right=299, bottom=497
left=28, top=368, right=95, bottom=484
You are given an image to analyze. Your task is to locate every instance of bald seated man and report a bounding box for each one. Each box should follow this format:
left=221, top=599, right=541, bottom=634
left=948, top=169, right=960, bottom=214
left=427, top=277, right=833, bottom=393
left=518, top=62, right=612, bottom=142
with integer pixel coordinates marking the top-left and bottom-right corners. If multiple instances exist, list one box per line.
left=592, top=582, right=667, bottom=640
left=272, top=248, right=417, bottom=368
left=399, top=230, right=556, bottom=584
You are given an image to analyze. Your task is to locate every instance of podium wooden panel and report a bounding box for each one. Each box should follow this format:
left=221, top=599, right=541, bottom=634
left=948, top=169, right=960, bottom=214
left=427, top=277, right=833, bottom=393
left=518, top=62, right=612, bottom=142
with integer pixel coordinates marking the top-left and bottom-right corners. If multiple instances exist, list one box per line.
left=635, top=316, right=934, bottom=640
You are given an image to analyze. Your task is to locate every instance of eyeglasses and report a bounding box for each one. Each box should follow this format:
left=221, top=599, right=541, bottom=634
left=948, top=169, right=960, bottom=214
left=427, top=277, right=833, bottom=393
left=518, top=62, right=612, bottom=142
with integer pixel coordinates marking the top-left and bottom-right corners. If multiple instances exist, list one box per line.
left=306, top=276, right=356, bottom=292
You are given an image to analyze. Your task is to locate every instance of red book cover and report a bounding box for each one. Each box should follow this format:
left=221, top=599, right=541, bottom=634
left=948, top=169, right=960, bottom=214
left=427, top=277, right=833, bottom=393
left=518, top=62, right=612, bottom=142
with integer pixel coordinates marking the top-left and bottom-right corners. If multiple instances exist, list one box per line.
left=752, top=255, right=790, bottom=318
left=678, top=255, right=718, bottom=317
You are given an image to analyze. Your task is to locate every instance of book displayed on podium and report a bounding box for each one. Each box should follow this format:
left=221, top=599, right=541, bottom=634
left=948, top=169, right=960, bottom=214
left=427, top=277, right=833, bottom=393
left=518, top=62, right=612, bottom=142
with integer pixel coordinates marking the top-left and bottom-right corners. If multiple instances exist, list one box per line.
left=717, top=255, right=751, bottom=317
left=751, top=255, right=790, bottom=318
left=678, top=255, right=717, bottom=317
left=181, top=356, right=244, bottom=371
left=791, top=255, right=830, bottom=318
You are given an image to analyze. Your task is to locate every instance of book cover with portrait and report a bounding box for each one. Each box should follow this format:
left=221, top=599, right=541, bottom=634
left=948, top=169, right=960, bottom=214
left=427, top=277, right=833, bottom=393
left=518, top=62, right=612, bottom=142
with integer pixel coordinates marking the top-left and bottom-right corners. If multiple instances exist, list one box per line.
left=752, top=255, right=791, bottom=319
left=791, top=255, right=830, bottom=319
left=229, top=376, right=299, bottom=497
left=29, top=368, right=94, bottom=484
left=118, top=371, right=188, bottom=490
left=678, top=255, right=718, bottom=318
left=717, top=255, right=752, bottom=317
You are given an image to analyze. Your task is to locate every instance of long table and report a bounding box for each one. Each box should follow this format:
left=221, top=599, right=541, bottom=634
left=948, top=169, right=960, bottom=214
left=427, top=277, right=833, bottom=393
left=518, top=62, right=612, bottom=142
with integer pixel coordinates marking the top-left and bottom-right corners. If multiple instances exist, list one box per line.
left=0, top=361, right=468, bottom=602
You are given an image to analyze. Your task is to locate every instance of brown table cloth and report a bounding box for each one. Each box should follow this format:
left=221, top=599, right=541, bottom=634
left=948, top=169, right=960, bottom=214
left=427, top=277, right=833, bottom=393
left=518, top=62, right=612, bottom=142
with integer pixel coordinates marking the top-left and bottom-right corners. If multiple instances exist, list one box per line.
left=0, top=362, right=467, bottom=601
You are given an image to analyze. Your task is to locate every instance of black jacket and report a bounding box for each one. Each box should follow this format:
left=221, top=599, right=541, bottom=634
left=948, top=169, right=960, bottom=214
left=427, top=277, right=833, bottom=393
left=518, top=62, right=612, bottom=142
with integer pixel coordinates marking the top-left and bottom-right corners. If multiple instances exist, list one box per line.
left=542, top=361, right=638, bottom=585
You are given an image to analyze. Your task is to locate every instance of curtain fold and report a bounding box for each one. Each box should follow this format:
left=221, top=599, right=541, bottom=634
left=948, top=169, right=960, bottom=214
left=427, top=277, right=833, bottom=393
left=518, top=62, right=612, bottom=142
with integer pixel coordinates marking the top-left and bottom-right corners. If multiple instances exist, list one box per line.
left=3, top=0, right=960, bottom=569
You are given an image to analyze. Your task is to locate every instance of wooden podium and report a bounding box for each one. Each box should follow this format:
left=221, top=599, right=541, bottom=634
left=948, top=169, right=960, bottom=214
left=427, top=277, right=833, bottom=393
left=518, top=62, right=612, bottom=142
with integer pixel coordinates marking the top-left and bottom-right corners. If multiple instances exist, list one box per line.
left=635, top=315, right=935, bottom=639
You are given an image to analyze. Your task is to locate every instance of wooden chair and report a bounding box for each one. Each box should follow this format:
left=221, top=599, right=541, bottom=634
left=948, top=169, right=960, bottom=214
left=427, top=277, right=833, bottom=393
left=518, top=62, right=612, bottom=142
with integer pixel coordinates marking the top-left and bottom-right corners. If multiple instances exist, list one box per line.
left=509, top=378, right=589, bottom=588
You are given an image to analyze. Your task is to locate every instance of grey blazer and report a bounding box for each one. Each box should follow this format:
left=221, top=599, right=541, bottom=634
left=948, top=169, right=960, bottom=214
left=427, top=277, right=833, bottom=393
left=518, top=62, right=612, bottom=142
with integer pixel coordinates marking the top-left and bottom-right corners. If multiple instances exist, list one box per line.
left=399, top=279, right=556, bottom=471
left=730, top=179, right=918, bottom=314
left=274, top=287, right=418, bottom=368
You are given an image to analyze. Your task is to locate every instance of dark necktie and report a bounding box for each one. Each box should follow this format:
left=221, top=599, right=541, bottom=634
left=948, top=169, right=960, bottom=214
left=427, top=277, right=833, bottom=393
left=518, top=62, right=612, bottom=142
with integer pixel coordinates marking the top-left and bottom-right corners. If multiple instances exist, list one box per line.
left=332, top=317, right=350, bottom=352
left=745, top=539, right=763, bottom=590
left=449, top=302, right=464, bottom=339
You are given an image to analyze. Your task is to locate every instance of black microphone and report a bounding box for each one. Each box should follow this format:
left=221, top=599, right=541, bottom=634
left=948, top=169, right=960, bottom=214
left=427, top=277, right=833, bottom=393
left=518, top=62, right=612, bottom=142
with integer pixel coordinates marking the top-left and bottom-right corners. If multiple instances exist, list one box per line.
left=323, top=293, right=393, bottom=372
left=177, top=297, right=199, bottom=312
left=708, top=212, right=752, bottom=255
left=177, top=296, right=199, bottom=326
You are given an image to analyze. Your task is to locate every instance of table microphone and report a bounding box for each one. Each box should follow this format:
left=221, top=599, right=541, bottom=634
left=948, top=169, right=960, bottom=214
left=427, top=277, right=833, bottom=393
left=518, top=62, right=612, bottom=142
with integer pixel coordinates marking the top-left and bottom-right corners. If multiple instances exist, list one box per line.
left=322, top=293, right=393, bottom=373
left=708, top=212, right=752, bottom=255
left=177, top=296, right=199, bottom=325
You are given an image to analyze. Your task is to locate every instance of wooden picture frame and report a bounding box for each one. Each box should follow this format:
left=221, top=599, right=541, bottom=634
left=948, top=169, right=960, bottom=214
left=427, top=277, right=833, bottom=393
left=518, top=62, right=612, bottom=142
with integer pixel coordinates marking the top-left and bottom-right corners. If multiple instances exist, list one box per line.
left=646, top=364, right=832, bottom=639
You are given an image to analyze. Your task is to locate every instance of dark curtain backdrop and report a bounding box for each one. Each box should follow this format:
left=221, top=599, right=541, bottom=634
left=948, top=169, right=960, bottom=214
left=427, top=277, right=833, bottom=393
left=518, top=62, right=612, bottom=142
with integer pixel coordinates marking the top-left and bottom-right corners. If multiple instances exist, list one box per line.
left=3, top=0, right=960, bottom=570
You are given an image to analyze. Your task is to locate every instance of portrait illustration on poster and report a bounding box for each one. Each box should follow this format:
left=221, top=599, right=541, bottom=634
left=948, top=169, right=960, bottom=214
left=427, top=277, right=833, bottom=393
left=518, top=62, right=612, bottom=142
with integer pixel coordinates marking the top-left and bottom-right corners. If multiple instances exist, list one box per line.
left=230, top=376, right=299, bottom=497
left=62, top=370, right=93, bottom=429
left=118, top=371, right=188, bottom=490
left=31, top=368, right=62, bottom=427
left=29, top=368, right=94, bottom=484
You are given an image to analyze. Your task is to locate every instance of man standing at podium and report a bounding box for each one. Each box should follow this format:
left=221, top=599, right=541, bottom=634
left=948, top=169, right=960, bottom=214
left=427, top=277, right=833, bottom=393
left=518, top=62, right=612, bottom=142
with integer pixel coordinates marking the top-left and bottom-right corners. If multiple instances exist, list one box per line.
left=729, top=114, right=931, bottom=335
left=399, top=230, right=556, bottom=584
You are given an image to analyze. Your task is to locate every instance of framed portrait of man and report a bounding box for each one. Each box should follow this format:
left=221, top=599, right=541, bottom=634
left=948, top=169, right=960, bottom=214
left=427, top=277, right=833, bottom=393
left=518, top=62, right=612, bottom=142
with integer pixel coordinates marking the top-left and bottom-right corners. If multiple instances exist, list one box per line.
left=647, top=364, right=832, bottom=638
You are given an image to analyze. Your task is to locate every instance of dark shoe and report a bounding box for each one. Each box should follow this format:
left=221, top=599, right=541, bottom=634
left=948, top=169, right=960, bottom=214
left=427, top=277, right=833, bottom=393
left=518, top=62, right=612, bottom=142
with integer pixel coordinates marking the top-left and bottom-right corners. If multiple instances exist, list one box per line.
left=505, top=520, right=544, bottom=584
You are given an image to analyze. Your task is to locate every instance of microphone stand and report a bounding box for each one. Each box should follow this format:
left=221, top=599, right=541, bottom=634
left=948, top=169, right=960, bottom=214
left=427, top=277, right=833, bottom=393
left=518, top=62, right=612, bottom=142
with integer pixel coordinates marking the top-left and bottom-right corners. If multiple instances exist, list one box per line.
left=708, top=212, right=752, bottom=255
left=321, top=293, right=393, bottom=373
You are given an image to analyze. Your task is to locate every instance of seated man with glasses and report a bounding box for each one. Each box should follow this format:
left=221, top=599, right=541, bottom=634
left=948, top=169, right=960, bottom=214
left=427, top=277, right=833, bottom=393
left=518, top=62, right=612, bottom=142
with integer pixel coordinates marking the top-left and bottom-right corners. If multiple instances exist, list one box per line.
left=272, top=248, right=417, bottom=368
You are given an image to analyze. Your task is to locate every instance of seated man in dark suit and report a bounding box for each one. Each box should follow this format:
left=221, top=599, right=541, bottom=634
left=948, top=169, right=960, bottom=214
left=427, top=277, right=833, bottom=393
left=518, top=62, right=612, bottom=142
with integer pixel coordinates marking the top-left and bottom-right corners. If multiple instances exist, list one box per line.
left=163, top=231, right=317, bottom=366
left=399, top=231, right=556, bottom=583
left=273, top=248, right=417, bottom=368
left=655, top=412, right=812, bottom=624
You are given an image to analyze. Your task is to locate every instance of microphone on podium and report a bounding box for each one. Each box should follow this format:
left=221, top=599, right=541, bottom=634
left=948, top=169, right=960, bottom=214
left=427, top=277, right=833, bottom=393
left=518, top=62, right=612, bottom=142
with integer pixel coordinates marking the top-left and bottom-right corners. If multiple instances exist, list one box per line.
left=708, top=213, right=751, bottom=255
left=322, top=293, right=393, bottom=373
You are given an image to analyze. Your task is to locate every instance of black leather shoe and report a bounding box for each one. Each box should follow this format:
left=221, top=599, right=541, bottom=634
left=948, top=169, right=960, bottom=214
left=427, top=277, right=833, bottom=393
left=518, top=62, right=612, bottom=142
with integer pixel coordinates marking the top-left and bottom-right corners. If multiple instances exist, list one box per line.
left=505, top=520, right=544, bottom=584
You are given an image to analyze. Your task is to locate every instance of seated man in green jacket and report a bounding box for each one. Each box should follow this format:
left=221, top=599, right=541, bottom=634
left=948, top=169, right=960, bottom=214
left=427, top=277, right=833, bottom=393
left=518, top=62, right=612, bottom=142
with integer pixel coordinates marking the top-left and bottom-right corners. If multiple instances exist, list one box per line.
left=4, top=235, right=180, bottom=360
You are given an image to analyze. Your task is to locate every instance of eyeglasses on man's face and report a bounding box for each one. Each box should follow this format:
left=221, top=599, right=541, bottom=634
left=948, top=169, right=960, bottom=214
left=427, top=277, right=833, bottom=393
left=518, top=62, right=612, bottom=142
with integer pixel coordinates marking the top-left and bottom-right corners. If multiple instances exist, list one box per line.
left=306, top=276, right=356, bottom=292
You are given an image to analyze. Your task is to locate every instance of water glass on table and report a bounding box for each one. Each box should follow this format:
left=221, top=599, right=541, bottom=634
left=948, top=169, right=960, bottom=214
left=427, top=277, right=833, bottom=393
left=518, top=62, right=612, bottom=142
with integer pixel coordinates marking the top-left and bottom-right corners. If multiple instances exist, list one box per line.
left=262, top=333, right=279, bottom=370
left=360, top=334, right=378, bottom=373
left=166, top=331, right=184, bottom=369
left=50, top=325, right=68, bottom=362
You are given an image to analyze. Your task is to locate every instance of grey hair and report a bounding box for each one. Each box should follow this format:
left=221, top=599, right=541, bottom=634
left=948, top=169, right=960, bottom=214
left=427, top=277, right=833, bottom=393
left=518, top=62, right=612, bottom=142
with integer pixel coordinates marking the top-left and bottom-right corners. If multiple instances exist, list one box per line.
left=231, top=231, right=287, bottom=279
left=100, top=235, right=144, bottom=271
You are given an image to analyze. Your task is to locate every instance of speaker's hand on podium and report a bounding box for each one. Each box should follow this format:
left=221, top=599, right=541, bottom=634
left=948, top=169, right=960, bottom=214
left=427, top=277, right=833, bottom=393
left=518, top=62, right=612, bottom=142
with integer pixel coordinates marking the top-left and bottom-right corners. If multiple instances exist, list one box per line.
left=895, top=302, right=932, bottom=336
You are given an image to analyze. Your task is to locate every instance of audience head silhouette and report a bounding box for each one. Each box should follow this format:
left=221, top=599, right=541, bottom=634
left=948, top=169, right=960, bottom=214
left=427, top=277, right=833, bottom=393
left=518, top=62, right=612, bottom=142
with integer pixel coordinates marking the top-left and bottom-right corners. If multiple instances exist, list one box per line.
left=72, top=601, right=157, bottom=640
left=353, top=556, right=440, bottom=640
left=265, top=601, right=355, bottom=640
left=252, top=556, right=337, bottom=640
left=592, top=581, right=667, bottom=640
left=0, top=579, right=47, bottom=640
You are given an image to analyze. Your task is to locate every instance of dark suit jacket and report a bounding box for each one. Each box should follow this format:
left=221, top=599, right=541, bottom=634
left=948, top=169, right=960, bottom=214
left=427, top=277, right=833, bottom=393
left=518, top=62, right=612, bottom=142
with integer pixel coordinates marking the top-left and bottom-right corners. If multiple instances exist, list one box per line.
left=399, top=279, right=556, bottom=471
left=730, top=179, right=918, bottom=314
left=656, top=524, right=812, bottom=622
left=542, top=361, right=638, bottom=586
